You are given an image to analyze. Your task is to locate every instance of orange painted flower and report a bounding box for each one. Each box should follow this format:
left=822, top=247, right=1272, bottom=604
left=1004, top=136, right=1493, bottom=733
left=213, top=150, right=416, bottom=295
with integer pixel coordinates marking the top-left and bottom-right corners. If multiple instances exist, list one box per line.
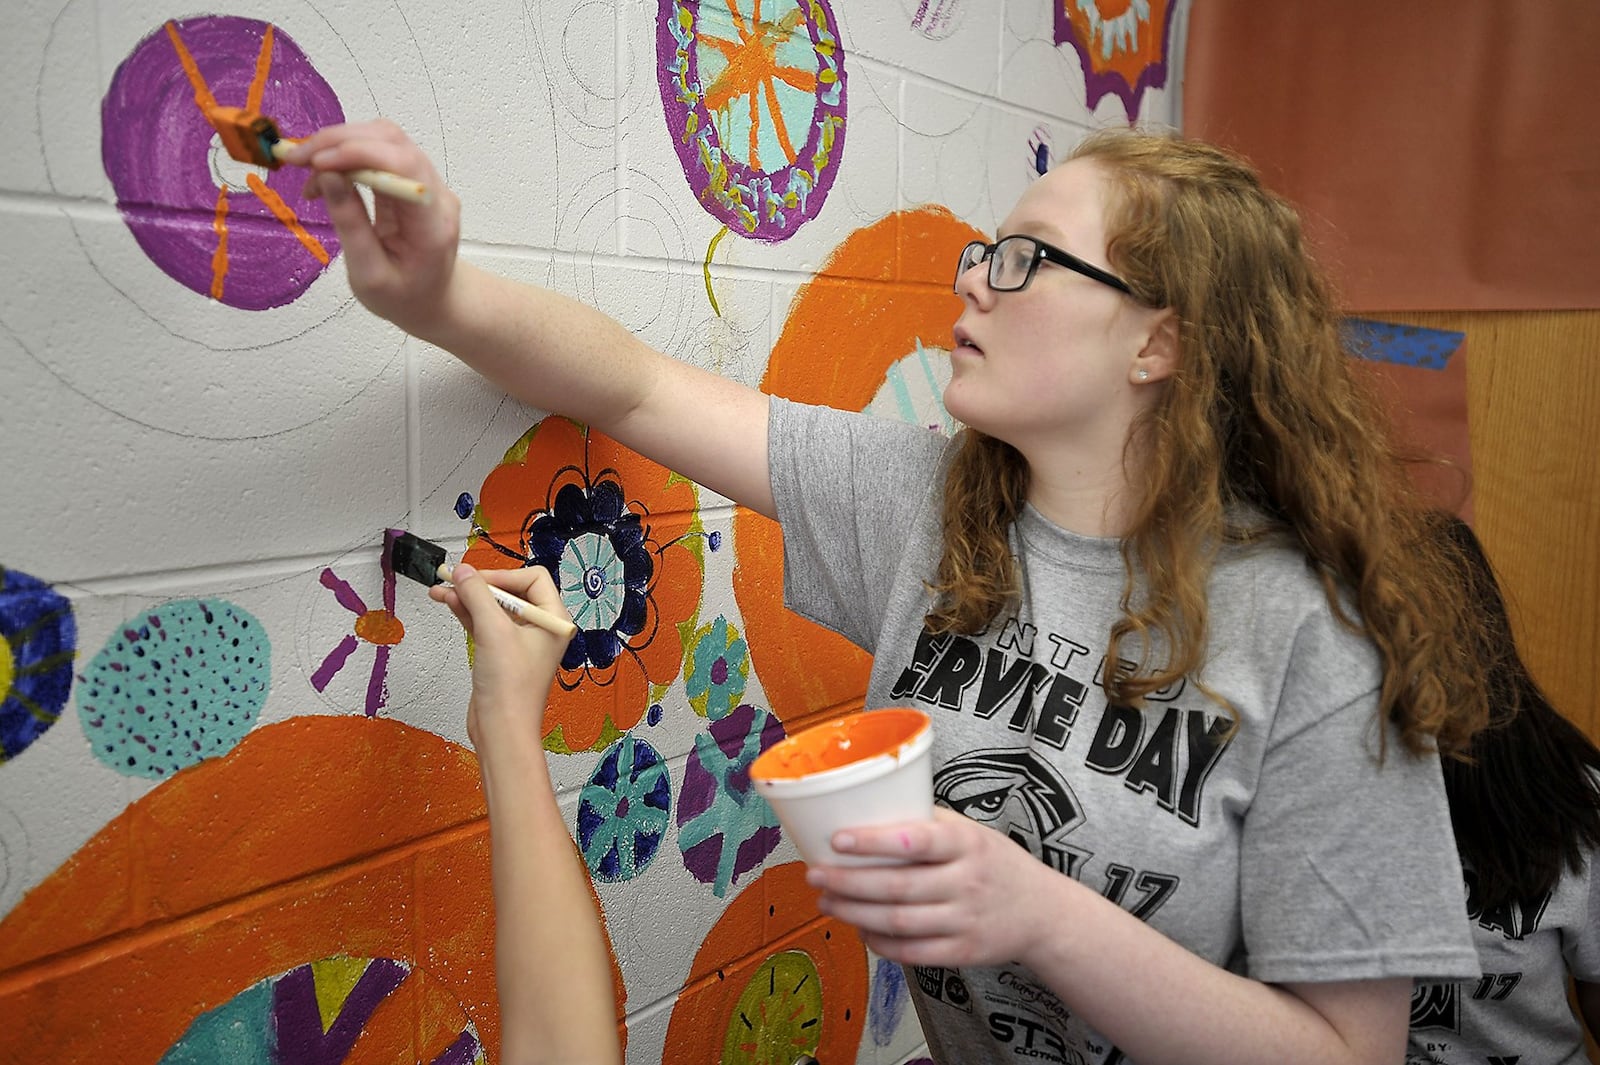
left=464, top=417, right=705, bottom=753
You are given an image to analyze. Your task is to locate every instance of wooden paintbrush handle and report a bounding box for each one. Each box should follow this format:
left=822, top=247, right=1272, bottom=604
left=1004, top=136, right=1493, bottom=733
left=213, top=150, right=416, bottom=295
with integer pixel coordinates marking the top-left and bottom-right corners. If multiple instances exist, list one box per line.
left=346, top=168, right=433, bottom=205
left=269, top=141, right=432, bottom=205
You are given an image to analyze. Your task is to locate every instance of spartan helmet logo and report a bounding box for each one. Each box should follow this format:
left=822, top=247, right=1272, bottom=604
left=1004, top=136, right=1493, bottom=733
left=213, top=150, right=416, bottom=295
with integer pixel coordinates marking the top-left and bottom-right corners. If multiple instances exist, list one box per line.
left=933, top=749, right=1091, bottom=875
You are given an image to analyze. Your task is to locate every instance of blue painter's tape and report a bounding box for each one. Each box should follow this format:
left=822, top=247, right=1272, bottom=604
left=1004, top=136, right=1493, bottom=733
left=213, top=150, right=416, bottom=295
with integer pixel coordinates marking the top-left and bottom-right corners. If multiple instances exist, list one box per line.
left=1341, top=317, right=1465, bottom=371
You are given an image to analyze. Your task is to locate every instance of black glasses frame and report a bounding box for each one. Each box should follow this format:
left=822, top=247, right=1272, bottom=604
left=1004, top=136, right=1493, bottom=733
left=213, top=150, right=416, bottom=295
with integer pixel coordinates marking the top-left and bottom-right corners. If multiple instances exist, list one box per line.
left=954, top=235, right=1132, bottom=296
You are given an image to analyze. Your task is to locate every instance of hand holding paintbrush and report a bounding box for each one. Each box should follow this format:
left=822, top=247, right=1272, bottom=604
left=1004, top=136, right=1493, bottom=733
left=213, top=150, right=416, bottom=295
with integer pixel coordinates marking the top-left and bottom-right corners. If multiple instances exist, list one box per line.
left=208, top=106, right=431, bottom=204
left=391, top=531, right=578, bottom=640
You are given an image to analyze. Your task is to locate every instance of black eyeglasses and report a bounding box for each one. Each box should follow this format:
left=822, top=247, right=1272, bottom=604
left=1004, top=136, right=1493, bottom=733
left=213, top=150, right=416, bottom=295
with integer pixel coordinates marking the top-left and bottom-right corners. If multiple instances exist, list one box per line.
left=954, top=235, right=1132, bottom=296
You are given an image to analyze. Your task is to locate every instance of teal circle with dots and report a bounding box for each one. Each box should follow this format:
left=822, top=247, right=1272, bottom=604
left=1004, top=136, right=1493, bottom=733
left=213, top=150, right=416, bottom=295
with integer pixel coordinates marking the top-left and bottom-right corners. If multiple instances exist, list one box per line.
left=77, top=598, right=270, bottom=778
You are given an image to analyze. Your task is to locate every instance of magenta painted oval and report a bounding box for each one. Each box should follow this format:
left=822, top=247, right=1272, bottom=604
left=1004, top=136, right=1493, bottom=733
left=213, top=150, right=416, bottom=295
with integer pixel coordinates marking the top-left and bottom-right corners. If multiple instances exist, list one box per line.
left=102, top=17, right=344, bottom=310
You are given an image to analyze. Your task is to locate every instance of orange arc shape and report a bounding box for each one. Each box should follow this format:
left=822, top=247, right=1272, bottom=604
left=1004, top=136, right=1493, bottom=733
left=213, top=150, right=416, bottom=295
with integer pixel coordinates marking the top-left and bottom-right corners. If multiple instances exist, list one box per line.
left=733, top=207, right=985, bottom=726
left=0, top=715, right=626, bottom=1062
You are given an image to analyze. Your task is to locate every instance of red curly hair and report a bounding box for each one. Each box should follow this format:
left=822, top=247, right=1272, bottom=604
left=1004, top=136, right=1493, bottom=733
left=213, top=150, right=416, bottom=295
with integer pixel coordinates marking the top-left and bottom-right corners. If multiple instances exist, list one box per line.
left=925, top=129, right=1492, bottom=757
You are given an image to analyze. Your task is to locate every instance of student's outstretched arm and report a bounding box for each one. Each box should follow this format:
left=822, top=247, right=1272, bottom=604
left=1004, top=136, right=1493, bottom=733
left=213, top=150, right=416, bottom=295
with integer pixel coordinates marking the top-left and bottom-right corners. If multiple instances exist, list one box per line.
left=287, top=122, right=774, bottom=518
left=433, top=564, right=622, bottom=1065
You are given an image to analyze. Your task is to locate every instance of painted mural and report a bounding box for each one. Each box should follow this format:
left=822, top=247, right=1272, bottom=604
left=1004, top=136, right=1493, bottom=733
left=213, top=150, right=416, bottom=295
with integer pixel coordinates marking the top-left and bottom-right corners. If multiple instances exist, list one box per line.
left=0, top=715, right=624, bottom=1060
left=732, top=206, right=983, bottom=728
left=1, top=1, right=1188, bottom=1062
left=77, top=597, right=270, bottom=778
left=157, top=955, right=486, bottom=1065
left=1054, top=0, right=1179, bottom=123
left=656, top=0, right=847, bottom=243
left=461, top=415, right=707, bottom=754
left=661, top=862, right=868, bottom=1062
left=0, top=567, right=75, bottom=764
left=103, top=16, right=342, bottom=308
left=310, top=532, right=407, bottom=718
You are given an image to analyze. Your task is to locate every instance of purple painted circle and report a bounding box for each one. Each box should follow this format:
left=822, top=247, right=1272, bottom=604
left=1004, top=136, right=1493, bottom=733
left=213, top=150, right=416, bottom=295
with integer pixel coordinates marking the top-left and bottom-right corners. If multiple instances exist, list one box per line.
left=676, top=703, right=786, bottom=894
left=656, top=0, right=847, bottom=243
left=102, top=17, right=344, bottom=310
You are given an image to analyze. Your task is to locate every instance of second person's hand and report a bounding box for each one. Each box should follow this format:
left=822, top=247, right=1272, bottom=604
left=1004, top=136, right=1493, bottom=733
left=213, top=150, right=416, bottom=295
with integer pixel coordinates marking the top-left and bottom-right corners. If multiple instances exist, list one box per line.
left=805, top=807, right=1065, bottom=971
left=430, top=563, right=573, bottom=750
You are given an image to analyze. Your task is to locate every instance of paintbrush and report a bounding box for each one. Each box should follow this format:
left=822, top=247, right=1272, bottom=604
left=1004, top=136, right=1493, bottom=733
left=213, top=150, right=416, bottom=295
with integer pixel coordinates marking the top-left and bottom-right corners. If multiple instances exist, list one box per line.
left=208, top=106, right=432, bottom=205
left=389, top=530, right=577, bottom=639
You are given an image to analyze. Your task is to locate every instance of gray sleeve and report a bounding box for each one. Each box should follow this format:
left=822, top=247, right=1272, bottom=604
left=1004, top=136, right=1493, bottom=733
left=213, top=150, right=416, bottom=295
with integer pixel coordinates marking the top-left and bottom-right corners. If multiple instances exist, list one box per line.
left=1239, top=691, right=1480, bottom=984
left=767, top=397, right=948, bottom=651
left=1563, top=849, right=1600, bottom=983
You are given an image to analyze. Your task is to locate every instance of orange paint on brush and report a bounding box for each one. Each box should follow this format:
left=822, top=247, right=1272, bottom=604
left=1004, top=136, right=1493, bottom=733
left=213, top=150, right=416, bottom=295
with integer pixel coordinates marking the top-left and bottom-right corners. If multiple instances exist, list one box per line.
left=354, top=609, right=405, bottom=646
left=209, top=185, right=230, bottom=301
left=752, top=708, right=929, bottom=780
left=246, top=173, right=331, bottom=264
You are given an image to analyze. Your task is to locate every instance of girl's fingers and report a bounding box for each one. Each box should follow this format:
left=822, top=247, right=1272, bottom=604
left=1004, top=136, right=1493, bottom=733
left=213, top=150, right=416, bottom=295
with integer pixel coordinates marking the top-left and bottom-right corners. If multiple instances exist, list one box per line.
left=315, top=174, right=389, bottom=277
left=448, top=563, right=500, bottom=624
left=476, top=567, right=572, bottom=621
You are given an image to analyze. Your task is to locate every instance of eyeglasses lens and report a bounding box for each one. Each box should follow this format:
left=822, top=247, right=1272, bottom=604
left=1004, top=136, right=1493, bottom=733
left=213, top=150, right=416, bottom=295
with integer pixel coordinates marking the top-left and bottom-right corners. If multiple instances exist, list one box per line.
left=993, top=237, right=1037, bottom=291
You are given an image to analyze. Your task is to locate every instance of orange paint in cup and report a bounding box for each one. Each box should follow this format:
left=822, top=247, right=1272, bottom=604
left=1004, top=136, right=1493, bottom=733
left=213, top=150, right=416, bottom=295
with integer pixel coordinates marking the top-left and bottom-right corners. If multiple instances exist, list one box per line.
left=750, top=708, right=933, bottom=866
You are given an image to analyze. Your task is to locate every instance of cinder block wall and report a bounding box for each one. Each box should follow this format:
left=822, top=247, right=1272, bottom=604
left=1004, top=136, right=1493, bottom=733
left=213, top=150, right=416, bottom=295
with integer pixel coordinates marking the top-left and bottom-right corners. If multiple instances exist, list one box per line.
left=0, top=2, right=1184, bottom=1060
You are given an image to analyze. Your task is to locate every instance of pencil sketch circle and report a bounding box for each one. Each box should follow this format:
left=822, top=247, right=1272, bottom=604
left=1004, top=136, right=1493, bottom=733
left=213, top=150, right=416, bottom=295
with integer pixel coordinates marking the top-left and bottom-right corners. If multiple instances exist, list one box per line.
left=24, top=0, right=442, bottom=439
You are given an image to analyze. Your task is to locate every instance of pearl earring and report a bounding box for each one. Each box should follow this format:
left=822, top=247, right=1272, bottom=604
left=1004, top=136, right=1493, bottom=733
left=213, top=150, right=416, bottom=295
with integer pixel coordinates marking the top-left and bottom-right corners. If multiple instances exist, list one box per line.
left=1137, top=369, right=1150, bottom=381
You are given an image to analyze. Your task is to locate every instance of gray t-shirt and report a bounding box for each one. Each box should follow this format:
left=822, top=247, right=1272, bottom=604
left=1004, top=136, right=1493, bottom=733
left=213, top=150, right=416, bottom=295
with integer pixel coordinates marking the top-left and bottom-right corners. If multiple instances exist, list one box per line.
left=1408, top=846, right=1600, bottom=1063
left=768, top=398, right=1478, bottom=1065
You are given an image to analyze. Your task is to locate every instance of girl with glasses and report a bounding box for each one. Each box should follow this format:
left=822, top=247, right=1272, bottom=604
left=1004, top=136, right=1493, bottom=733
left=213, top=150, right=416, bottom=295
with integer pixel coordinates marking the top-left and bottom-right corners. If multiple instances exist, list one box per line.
left=290, top=122, right=1496, bottom=1065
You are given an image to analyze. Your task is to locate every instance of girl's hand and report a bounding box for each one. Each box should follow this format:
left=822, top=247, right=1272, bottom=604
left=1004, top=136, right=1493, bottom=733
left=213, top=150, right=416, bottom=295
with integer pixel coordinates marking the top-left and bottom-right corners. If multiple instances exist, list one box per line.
left=429, top=563, right=573, bottom=748
left=805, top=807, right=1062, bottom=969
left=283, top=120, right=461, bottom=338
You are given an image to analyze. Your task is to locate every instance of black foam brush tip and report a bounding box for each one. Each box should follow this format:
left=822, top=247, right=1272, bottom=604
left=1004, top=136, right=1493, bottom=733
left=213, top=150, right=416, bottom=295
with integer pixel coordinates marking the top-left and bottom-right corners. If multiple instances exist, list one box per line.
left=389, top=530, right=448, bottom=587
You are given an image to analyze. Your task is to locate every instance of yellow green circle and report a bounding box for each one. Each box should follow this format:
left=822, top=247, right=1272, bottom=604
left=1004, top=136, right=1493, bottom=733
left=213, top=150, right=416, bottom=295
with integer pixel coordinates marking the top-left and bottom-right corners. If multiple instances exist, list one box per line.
left=0, top=637, right=14, bottom=699
left=721, top=949, right=824, bottom=1065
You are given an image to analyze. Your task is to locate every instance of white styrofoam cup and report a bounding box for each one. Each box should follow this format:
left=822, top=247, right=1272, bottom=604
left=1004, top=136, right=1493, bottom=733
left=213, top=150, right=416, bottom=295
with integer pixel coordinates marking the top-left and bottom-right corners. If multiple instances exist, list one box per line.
left=750, top=708, right=933, bottom=867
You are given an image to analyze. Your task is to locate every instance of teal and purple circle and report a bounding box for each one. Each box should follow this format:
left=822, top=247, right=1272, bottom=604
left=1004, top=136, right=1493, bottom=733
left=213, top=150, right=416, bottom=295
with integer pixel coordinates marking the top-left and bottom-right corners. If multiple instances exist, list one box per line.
left=656, top=0, right=847, bottom=242
left=158, top=956, right=484, bottom=1065
left=676, top=702, right=786, bottom=896
left=102, top=16, right=344, bottom=309
left=577, top=734, right=673, bottom=882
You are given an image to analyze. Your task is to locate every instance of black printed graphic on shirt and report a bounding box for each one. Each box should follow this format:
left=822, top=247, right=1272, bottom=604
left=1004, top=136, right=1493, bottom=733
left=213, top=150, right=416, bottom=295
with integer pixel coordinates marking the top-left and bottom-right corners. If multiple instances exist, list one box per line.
left=891, top=623, right=1234, bottom=827
left=1410, top=981, right=1460, bottom=1032
left=1411, top=970, right=1527, bottom=1036
left=933, top=748, right=1093, bottom=876
left=913, top=965, right=973, bottom=1014
left=1463, top=869, right=1553, bottom=941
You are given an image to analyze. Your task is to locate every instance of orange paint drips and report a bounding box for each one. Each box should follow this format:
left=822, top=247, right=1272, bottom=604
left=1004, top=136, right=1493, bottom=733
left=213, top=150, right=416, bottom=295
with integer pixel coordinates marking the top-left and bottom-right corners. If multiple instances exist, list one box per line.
left=246, top=23, right=275, bottom=115
left=354, top=609, right=405, bottom=646
left=209, top=186, right=230, bottom=301
left=164, top=21, right=219, bottom=118
left=246, top=173, right=331, bottom=265
left=751, top=708, right=928, bottom=780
